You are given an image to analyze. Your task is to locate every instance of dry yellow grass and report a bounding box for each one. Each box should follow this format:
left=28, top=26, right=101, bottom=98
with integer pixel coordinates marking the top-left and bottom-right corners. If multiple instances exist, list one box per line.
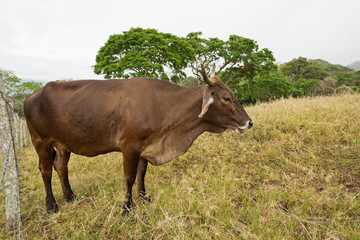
left=1, top=93, right=359, bottom=239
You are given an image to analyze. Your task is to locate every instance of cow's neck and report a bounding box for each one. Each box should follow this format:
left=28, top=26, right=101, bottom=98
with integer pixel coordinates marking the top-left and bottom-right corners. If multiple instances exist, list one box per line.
left=168, top=85, right=225, bottom=134
left=141, top=85, right=222, bottom=166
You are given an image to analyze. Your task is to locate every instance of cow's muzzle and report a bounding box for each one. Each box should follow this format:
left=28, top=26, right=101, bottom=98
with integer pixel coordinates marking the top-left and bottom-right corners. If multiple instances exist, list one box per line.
left=234, top=120, right=253, bottom=133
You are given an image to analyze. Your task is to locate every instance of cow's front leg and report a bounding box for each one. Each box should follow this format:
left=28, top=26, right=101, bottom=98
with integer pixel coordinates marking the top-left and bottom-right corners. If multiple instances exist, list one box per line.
left=137, top=158, right=150, bottom=202
left=122, top=149, right=140, bottom=216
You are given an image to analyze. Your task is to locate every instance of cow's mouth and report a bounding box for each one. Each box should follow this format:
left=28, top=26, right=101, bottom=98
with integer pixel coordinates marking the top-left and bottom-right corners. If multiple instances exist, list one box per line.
left=234, top=120, right=253, bottom=133
left=234, top=127, right=244, bottom=133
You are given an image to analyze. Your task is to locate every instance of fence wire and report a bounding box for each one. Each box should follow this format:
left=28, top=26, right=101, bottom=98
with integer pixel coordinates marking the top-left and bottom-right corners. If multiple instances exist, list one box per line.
left=1, top=88, right=23, bottom=240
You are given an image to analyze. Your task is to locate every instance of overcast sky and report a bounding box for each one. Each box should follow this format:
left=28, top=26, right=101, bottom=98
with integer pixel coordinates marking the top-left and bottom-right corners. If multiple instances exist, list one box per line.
left=0, top=0, right=359, bottom=82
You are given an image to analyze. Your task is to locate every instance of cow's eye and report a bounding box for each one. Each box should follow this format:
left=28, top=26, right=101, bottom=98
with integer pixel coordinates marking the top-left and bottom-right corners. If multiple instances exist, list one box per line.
left=223, top=97, right=231, bottom=102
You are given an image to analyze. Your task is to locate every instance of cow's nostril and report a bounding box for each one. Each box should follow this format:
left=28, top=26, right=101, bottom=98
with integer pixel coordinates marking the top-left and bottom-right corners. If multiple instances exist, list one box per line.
left=249, top=121, right=253, bottom=128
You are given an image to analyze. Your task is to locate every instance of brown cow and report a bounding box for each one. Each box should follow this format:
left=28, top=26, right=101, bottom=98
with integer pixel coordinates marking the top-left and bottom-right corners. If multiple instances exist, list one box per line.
left=24, top=65, right=253, bottom=215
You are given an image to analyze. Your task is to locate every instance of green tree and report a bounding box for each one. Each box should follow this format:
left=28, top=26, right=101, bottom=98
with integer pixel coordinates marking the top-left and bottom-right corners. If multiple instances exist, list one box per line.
left=335, top=71, right=360, bottom=87
left=292, top=78, right=320, bottom=97
left=279, top=57, right=328, bottom=83
left=94, top=28, right=276, bottom=87
left=93, top=27, right=194, bottom=81
left=302, top=61, right=328, bottom=80
left=279, top=57, right=309, bottom=83
left=279, top=57, right=329, bottom=97
left=1, top=69, right=22, bottom=95
left=12, top=81, right=43, bottom=117
left=234, top=72, right=291, bottom=104
left=185, top=32, right=276, bottom=82
left=0, top=69, right=42, bottom=117
left=178, top=76, right=200, bottom=87
left=94, top=28, right=277, bottom=102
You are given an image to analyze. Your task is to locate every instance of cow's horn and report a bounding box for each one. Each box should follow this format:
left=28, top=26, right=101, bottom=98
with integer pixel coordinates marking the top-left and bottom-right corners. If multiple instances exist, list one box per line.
left=210, top=63, right=216, bottom=78
left=200, top=64, right=216, bottom=86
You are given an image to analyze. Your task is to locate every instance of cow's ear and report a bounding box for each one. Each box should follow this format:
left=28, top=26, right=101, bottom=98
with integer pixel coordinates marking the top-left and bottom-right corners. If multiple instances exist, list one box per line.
left=198, top=87, right=214, bottom=118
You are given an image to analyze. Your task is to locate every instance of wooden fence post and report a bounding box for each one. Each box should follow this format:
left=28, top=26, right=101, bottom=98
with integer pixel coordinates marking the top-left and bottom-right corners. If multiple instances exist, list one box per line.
left=0, top=73, right=20, bottom=230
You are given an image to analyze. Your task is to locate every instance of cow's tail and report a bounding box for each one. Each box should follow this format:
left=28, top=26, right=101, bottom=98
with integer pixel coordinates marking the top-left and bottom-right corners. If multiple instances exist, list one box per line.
left=52, top=148, right=57, bottom=171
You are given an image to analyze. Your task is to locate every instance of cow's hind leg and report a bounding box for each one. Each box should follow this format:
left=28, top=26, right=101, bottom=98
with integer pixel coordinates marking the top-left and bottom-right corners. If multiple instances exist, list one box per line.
left=137, top=158, right=150, bottom=202
left=36, top=144, right=58, bottom=214
left=122, top=149, right=140, bottom=216
left=53, top=149, right=76, bottom=202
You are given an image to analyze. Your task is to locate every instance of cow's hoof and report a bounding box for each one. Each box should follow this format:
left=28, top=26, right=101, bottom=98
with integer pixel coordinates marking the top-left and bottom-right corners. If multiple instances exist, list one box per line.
left=121, top=209, right=130, bottom=216
left=65, top=193, right=76, bottom=203
left=46, top=203, right=59, bottom=214
left=140, top=194, right=151, bottom=203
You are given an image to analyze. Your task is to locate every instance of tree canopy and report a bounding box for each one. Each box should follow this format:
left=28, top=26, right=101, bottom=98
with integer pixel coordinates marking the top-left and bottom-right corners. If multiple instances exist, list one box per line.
left=279, top=57, right=328, bottom=83
left=1, top=69, right=22, bottom=95
left=0, top=69, right=42, bottom=117
left=94, top=28, right=276, bottom=84
left=237, top=73, right=292, bottom=104
left=94, top=28, right=194, bottom=81
left=185, top=32, right=276, bottom=82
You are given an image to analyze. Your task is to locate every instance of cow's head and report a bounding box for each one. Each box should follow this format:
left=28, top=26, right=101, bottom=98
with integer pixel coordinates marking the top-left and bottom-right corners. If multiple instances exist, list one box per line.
left=198, top=64, right=253, bottom=133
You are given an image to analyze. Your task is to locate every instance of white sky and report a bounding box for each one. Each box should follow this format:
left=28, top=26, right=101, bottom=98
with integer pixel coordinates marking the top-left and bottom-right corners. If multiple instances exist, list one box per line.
left=0, top=0, right=359, bottom=82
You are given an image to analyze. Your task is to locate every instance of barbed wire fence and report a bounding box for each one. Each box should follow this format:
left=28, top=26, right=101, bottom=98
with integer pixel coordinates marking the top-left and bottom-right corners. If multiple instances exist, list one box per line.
left=0, top=73, right=30, bottom=239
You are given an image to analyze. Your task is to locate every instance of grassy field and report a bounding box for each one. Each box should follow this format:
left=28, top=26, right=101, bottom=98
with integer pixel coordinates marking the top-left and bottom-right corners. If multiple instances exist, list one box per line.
left=1, top=94, right=360, bottom=239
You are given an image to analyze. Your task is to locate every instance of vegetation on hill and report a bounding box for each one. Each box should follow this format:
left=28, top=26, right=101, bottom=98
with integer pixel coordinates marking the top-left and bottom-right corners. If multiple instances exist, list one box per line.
left=1, top=93, right=359, bottom=239
left=278, top=57, right=360, bottom=99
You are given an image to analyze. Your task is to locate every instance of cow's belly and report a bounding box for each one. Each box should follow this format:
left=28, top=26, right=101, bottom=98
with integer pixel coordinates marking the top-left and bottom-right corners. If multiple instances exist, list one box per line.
left=49, top=121, right=122, bottom=157
left=54, top=141, right=120, bottom=157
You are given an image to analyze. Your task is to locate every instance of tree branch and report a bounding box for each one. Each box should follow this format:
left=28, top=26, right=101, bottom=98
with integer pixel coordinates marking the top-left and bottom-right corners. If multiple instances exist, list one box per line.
left=225, top=65, right=250, bottom=84
left=216, top=59, right=231, bottom=75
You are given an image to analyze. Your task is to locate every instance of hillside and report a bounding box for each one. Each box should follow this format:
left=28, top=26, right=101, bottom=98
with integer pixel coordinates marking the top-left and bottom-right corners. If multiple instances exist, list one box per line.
left=1, top=94, right=360, bottom=239
left=309, top=58, right=353, bottom=72
left=309, top=58, right=333, bottom=69
left=348, top=60, right=360, bottom=71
